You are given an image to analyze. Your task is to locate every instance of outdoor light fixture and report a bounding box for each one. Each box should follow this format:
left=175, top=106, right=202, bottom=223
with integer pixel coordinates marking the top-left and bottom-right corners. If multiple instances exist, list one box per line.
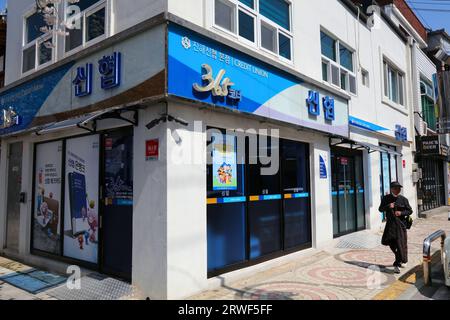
left=145, top=114, right=189, bottom=131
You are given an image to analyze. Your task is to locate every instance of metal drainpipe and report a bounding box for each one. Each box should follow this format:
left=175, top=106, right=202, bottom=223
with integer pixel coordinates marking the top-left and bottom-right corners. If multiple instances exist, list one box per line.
left=410, top=37, right=419, bottom=153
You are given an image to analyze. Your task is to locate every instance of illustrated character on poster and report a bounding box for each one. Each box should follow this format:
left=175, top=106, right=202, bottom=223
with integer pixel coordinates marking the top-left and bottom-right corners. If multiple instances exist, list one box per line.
left=87, top=200, right=98, bottom=243
left=81, top=205, right=87, bottom=222
left=84, top=231, right=90, bottom=246
left=78, top=234, right=84, bottom=250
left=217, top=162, right=233, bottom=185
left=40, top=201, right=50, bottom=225
left=37, top=187, right=44, bottom=214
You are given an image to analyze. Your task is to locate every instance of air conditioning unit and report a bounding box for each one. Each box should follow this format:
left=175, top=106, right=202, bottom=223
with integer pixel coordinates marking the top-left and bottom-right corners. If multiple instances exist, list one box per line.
left=421, top=120, right=429, bottom=136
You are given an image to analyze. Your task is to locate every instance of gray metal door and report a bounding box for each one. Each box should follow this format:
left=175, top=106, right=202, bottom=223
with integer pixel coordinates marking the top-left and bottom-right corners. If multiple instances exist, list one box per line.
left=6, top=142, right=23, bottom=251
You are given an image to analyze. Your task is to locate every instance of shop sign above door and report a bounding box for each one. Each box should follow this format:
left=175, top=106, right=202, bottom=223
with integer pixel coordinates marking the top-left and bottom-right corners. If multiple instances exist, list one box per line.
left=419, top=135, right=449, bottom=156
left=73, top=52, right=122, bottom=97
left=168, top=24, right=349, bottom=138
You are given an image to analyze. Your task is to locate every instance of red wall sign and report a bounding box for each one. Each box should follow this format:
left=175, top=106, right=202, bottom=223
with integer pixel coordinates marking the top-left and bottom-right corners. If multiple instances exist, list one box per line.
left=146, top=139, right=159, bottom=161
left=340, top=157, right=348, bottom=166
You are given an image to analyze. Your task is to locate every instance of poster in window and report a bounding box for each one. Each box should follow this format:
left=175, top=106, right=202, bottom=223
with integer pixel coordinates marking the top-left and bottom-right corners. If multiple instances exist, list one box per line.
left=381, top=153, right=391, bottom=196
left=63, top=135, right=99, bottom=264
left=212, top=135, right=238, bottom=191
left=33, top=141, right=63, bottom=255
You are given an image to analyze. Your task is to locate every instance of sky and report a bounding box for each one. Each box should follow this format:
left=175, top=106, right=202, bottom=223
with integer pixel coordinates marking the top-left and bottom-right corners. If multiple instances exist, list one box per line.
left=0, top=0, right=5, bottom=11
left=406, top=0, right=450, bottom=33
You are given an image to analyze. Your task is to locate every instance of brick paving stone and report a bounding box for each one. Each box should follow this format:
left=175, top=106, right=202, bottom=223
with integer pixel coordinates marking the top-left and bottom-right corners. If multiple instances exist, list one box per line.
left=0, top=211, right=449, bottom=300
left=190, top=212, right=450, bottom=300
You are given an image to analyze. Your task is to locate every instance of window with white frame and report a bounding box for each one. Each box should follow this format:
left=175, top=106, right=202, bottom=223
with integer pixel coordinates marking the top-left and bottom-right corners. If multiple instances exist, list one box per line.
left=320, top=31, right=356, bottom=95
left=383, top=60, right=405, bottom=106
left=65, top=0, right=107, bottom=54
left=214, top=0, right=292, bottom=61
left=22, top=10, right=54, bottom=74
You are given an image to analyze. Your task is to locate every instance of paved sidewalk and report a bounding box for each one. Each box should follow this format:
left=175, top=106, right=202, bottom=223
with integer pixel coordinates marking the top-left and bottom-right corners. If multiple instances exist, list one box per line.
left=0, top=256, right=138, bottom=300
left=0, top=211, right=448, bottom=300
left=190, top=211, right=450, bottom=300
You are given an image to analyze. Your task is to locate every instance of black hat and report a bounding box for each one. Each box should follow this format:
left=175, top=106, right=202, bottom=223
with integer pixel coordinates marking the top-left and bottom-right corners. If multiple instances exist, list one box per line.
left=390, top=181, right=403, bottom=188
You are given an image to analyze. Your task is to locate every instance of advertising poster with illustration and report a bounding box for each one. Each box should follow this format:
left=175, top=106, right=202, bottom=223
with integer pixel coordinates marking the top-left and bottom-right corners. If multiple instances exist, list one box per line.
left=33, top=141, right=63, bottom=255
left=212, top=135, right=238, bottom=191
left=63, top=135, right=99, bottom=264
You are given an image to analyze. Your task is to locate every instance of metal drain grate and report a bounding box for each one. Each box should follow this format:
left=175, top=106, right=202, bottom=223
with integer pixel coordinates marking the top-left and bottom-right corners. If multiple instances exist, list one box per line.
left=336, top=232, right=382, bottom=249
left=46, top=274, right=135, bottom=300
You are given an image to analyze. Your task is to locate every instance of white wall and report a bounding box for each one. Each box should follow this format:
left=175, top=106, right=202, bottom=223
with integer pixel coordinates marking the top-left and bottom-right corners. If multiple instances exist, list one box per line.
left=132, top=103, right=169, bottom=299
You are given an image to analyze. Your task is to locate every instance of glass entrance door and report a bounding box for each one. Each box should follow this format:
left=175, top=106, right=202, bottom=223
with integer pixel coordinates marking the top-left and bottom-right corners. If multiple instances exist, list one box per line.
left=100, top=128, right=133, bottom=281
left=331, top=148, right=365, bottom=237
left=6, top=142, right=23, bottom=251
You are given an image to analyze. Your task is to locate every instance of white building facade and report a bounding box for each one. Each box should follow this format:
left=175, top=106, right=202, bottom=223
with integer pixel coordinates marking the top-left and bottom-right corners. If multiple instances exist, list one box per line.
left=0, top=0, right=433, bottom=299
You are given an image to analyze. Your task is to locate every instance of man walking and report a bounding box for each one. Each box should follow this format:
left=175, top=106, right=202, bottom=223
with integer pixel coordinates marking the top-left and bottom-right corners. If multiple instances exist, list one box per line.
left=379, top=182, right=413, bottom=274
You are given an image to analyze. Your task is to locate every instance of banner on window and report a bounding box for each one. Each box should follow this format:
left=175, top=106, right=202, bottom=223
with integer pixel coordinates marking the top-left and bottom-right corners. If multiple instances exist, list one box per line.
left=63, top=135, right=100, bottom=264
left=212, top=136, right=238, bottom=191
left=33, top=141, right=63, bottom=255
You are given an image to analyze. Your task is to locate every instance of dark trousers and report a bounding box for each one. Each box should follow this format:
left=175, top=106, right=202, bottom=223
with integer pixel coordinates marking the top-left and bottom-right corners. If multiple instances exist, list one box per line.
left=389, top=243, right=402, bottom=266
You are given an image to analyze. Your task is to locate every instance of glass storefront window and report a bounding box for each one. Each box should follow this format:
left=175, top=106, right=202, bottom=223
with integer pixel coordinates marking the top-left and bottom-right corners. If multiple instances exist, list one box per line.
left=380, top=144, right=398, bottom=198
left=379, top=144, right=399, bottom=221
left=32, top=141, right=63, bottom=255
left=207, top=203, right=246, bottom=271
left=282, top=140, right=310, bottom=249
left=63, top=135, right=100, bottom=264
left=207, top=131, right=311, bottom=274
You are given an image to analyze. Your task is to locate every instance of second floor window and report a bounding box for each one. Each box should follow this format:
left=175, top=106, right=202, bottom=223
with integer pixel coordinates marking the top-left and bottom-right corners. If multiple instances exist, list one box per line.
left=383, top=60, right=405, bottom=106
left=320, top=31, right=356, bottom=95
left=22, top=11, right=54, bottom=74
left=65, top=0, right=107, bottom=53
left=214, top=0, right=292, bottom=61
left=420, top=79, right=437, bottom=131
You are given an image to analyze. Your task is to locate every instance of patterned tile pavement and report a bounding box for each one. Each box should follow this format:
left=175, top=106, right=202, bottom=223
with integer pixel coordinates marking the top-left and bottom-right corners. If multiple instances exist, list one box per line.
left=0, top=210, right=448, bottom=300
left=190, top=211, right=450, bottom=300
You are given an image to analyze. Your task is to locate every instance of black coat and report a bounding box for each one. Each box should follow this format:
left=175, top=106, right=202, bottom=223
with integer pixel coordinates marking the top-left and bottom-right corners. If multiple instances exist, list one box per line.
left=379, top=194, right=413, bottom=263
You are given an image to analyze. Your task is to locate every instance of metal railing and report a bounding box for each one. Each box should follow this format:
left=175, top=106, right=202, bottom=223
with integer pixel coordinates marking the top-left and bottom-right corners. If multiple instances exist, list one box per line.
left=423, top=230, right=447, bottom=286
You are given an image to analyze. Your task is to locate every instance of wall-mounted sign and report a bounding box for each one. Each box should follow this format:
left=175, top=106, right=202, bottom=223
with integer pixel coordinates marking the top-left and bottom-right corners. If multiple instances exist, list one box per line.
left=319, top=155, right=328, bottom=179
left=146, top=139, right=159, bottom=161
left=395, top=125, right=408, bottom=142
left=0, top=28, right=163, bottom=138
left=193, top=64, right=241, bottom=105
left=306, top=90, right=335, bottom=121
left=419, top=135, right=449, bottom=156
left=168, top=24, right=349, bottom=138
left=0, top=107, right=21, bottom=129
left=73, top=52, right=122, bottom=97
